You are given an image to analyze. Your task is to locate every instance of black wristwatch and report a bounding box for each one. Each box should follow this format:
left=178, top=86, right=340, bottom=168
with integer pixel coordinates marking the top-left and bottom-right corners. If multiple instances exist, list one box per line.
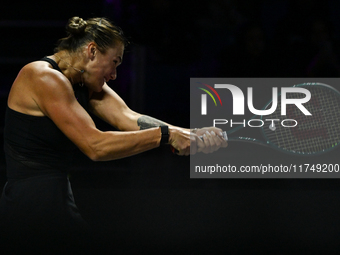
left=160, top=125, right=169, bottom=144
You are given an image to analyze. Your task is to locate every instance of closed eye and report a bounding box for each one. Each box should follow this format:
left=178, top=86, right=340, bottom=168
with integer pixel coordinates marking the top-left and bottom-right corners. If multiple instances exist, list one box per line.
left=114, top=60, right=122, bottom=67
left=115, top=56, right=122, bottom=66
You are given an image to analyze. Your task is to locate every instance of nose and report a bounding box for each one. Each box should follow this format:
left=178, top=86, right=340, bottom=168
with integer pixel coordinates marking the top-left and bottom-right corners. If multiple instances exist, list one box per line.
left=110, top=69, right=117, bottom=80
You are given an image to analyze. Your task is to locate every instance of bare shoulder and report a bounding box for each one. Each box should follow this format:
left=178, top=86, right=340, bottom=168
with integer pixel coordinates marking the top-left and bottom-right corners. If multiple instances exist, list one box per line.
left=8, top=60, right=73, bottom=116
left=22, top=61, right=70, bottom=89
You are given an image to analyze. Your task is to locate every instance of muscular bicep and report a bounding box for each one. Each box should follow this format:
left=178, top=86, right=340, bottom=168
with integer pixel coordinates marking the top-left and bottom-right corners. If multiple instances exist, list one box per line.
left=34, top=76, right=102, bottom=159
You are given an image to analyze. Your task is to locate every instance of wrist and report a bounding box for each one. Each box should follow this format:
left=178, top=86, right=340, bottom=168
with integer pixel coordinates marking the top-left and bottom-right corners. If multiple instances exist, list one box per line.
left=160, top=125, right=169, bottom=144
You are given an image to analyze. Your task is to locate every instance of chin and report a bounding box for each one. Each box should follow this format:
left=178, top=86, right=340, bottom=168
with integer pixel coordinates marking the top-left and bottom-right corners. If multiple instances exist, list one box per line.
left=88, top=82, right=104, bottom=93
left=97, top=84, right=105, bottom=92
left=93, top=87, right=103, bottom=93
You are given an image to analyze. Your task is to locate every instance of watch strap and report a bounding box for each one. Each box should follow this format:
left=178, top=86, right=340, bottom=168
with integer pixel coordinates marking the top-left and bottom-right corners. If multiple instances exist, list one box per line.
left=160, top=126, right=169, bottom=144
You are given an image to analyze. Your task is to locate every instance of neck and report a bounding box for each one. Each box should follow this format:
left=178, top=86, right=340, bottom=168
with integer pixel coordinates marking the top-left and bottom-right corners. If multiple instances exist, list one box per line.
left=53, top=52, right=84, bottom=85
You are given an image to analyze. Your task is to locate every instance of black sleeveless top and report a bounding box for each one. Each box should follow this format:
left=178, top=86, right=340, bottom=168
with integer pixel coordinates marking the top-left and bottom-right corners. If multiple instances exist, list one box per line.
left=0, top=57, right=90, bottom=252
left=4, top=57, right=89, bottom=179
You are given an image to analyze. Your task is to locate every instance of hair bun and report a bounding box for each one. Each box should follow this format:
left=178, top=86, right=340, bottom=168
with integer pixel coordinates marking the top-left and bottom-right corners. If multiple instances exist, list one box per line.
left=66, top=17, right=87, bottom=35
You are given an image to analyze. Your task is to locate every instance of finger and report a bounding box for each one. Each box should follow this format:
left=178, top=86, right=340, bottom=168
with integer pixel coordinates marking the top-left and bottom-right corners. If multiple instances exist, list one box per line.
left=196, top=135, right=205, bottom=153
left=190, top=135, right=197, bottom=155
left=211, top=127, right=223, bottom=135
left=178, top=150, right=185, bottom=156
left=220, top=131, right=228, bottom=147
left=211, top=131, right=224, bottom=152
left=205, top=131, right=226, bottom=153
left=203, top=131, right=213, bottom=153
left=210, top=131, right=222, bottom=149
left=181, top=145, right=191, bottom=156
left=184, top=146, right=191, bottom=156
left=216, top=135, right=228, bottom=148
left=213, top=131, right=228, bottom=147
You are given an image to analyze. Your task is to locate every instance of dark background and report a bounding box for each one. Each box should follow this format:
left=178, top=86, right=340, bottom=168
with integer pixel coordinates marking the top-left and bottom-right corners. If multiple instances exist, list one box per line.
left=1, top=0, right=340, bottom=254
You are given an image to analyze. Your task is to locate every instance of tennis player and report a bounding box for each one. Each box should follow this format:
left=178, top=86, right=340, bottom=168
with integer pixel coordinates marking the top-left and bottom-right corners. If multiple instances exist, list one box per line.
left=0, top=17, right=227, bottom=253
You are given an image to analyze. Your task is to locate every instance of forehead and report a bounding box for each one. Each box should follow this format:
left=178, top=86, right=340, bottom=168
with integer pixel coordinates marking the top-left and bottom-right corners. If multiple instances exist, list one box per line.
left=106, top=43, right=124, bottom=58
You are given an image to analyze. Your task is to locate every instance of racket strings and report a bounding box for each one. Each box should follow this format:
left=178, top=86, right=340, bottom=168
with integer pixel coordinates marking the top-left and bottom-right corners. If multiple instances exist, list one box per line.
left=293, top=87, right=339, bottom=152
left=262, top=85, right=340, bottom=154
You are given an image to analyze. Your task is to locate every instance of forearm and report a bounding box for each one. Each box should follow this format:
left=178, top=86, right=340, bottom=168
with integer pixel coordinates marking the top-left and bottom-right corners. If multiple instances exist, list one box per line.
left=87, top=127, right=161, bottom=161
left=137, top=115, right=189, bottom=132
left=137, top=115, right=169, bottom=130
left=87, top=115, right=190, bottom=160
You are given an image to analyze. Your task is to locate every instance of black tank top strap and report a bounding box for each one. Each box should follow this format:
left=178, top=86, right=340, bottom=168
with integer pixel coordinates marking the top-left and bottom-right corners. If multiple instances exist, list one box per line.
left=41, top=57, right=63, bottom=73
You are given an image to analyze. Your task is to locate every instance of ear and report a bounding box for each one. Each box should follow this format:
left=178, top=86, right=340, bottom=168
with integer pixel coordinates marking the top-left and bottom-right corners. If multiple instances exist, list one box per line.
left=86, top=42, right=97, bottom=60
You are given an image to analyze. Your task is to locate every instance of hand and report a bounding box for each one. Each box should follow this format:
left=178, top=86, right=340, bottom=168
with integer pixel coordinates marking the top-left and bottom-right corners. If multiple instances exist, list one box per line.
left=168, top=127, right=191, bottom=156
left=193, top=127, right=228, bottom=154
left=169, top=127, right=228, bottom=156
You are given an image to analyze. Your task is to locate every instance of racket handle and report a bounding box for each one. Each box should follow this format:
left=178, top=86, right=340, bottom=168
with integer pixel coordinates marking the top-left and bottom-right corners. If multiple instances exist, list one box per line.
left=170, top=131, right=227, bottom=154
left=222, top=131, right=228, bottom=141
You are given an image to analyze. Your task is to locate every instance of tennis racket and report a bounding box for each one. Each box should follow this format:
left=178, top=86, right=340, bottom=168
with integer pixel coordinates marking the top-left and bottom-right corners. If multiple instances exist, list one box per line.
left=222, top=82, right=340, bottom=156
